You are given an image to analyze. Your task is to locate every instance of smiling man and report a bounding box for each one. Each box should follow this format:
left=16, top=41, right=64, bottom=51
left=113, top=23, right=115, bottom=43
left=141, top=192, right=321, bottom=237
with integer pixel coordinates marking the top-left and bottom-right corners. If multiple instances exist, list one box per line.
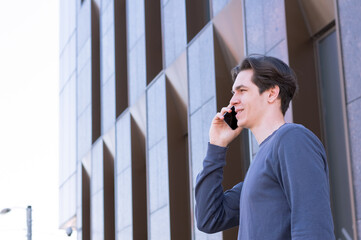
left=195, top=55, right=335, bottom=239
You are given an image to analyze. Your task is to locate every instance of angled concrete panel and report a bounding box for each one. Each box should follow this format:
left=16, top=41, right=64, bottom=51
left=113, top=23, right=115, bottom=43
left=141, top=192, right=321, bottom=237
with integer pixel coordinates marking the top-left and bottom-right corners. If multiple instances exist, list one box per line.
left=91, top=189, right=104, bottom=240
left=77, top=105, right=92, bottom=160
left=188, top=24, right=216, bottom=114
left=189, top=98, right=217, bottom=187
left=60, top=35, right=77, bottom=90
left=211, top=0, right=231, bottom=17
left=336, top=0, right=361, bottom=103
left=147, top=75, right=171, bottom=240
left=147, top=75, right=167, bottom=148
left=59, top=75, right=77, bottom=184
left=101, top=75, right=116, bottom=134
left=100, top=27, right=115, bottom=86
left=244, top=0, right=265, bottom=54
left=162, top=0, right=187, bottom=67
left=59, top=0, right=77, bottom=51
left=126, top=0, right=145, bottom=50
left=77, top=0, right=91, bottom=53
left=263, top=0, right=286, bottom=53
left=347, top=99, right=361, bottom=220
left=77, top=59, right=92, bottom=115
left=115, top=111, right=133, bottom=238
left=149, top=206, right=171, bottom=240
left=189, top=97, right=222, bottom=240
left=116, top=112, right=132, bottom=174
left=128, top=37, right=146, bottom=106
left=91, top=139, right=104, bottom=196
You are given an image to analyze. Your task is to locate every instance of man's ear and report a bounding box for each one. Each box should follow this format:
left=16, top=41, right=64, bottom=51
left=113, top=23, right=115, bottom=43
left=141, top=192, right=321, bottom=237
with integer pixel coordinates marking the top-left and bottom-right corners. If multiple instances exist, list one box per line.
left=267, top=85, right=280, bottom=103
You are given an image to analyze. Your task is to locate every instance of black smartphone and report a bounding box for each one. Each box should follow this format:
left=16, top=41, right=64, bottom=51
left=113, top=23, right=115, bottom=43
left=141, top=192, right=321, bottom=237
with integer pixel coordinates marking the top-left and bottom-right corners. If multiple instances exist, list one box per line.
left=223, top=106, right=238, bottom=130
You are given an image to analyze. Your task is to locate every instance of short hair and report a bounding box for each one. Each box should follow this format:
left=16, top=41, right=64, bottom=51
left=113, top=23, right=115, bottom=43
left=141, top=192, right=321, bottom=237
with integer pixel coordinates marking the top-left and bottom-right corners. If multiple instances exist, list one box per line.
left=231, top=55, right=298, bottom=115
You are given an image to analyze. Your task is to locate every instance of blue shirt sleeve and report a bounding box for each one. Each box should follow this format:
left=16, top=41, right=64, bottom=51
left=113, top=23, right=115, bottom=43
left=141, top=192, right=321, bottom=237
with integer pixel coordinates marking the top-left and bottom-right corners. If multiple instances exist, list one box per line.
left=195, top=143, right=242, bottom=233
left=273, top=127, right=335, bottom=239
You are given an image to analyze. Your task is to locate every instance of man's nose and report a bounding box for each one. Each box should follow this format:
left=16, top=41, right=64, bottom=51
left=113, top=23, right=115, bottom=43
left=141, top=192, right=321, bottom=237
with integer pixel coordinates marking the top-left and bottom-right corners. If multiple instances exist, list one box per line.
left=230, top=94, right=239, bottom=105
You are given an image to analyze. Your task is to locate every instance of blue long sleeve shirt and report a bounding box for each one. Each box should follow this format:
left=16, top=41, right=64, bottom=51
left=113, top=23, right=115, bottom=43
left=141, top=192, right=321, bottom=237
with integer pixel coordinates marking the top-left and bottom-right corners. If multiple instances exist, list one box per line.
left=195, top=123, right=335, bottom=239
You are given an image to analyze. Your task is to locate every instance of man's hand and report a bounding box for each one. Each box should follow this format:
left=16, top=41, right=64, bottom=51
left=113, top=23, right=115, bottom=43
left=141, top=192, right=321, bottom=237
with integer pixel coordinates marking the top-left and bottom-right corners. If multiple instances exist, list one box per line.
left=209, top=105, right=243, bottom=147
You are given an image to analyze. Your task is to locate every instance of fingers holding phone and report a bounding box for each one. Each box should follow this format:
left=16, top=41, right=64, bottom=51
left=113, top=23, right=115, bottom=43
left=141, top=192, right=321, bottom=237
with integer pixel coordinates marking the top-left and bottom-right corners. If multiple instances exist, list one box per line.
left=209, top=105, right=243, bottom=147
left=223, top=106, right=238, bottom=130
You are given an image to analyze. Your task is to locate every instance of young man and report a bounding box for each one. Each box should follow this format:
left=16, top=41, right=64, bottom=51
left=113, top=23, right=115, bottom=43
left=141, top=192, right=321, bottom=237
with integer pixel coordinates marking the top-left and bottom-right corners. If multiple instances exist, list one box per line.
left=195, top=55, right=335, bottom=239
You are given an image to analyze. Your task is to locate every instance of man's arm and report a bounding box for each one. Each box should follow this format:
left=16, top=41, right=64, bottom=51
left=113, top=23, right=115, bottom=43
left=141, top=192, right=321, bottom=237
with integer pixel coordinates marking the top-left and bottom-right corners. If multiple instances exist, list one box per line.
left=195, top=143, right=242, bottom=233
left=195, top=106, right=243, bottom=233
left=274, top=127, right=335, bottom=239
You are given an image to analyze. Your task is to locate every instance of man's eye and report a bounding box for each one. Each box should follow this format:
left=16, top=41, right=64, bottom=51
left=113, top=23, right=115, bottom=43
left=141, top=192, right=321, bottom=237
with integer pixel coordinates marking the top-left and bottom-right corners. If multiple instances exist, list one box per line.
left=240, top=89, right=246, bottom=92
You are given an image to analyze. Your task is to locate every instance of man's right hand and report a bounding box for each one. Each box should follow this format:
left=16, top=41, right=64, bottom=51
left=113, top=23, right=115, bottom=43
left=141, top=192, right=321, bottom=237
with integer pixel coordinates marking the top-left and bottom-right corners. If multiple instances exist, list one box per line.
left=209, top=105, right=243, bottom=147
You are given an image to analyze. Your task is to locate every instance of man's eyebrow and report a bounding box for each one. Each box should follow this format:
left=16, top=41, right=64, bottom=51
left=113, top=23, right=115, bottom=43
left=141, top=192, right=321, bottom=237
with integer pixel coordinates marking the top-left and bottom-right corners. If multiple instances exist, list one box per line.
left=232, top=84, right=248, bottom=93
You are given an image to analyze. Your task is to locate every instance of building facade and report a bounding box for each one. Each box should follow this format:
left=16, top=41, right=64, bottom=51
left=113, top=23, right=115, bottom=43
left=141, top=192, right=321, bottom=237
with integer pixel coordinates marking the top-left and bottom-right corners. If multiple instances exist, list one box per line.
left=59, top=0, right=361, bottom=239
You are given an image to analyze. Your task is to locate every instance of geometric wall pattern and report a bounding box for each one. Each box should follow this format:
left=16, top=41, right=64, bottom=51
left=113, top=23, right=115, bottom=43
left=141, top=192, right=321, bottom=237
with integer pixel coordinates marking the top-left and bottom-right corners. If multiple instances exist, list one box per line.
left=60, top=0, right=361, bottom=239
left=58, top=0, right=281, bottom=239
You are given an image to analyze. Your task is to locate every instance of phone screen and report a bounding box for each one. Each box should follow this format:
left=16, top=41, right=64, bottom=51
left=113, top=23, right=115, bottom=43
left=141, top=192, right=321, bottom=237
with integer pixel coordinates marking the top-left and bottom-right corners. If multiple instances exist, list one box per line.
left=223, top=106, right=238, bottom=130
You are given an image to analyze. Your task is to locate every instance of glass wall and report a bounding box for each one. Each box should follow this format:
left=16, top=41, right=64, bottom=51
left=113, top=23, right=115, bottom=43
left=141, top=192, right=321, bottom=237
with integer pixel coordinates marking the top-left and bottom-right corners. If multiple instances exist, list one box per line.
left=317, top=30, right=355, bottom=239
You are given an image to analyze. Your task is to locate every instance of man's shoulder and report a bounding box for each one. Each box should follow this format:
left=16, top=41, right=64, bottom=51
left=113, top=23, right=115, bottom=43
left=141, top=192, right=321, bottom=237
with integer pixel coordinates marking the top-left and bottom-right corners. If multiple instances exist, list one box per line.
left=269, top=123, right=327, bottom=167
left=272, top=123, right=322, bottom=148
left=277, top=123, right=314, bottom=139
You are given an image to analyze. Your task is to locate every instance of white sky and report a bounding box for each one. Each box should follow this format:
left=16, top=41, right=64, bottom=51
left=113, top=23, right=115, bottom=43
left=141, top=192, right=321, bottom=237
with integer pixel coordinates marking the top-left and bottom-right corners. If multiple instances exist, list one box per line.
left=0, top=0, right=76, bottom=239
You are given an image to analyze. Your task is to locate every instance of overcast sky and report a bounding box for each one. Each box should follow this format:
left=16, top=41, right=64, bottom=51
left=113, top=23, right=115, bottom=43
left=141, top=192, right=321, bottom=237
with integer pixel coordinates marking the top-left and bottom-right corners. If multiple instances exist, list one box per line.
left=0, top=0, right=76, bottom=239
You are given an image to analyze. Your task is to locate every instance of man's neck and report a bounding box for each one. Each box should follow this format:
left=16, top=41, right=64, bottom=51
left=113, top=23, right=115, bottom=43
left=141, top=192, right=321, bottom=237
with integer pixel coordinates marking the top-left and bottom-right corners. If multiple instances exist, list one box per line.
left=250, top=115, right=286, bottom=145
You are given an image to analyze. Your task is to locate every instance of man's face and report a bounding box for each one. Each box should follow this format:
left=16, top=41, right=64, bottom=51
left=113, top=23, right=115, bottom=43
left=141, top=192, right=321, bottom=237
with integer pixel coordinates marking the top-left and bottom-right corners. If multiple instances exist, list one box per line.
left=230, top=69, right=269, bottom=129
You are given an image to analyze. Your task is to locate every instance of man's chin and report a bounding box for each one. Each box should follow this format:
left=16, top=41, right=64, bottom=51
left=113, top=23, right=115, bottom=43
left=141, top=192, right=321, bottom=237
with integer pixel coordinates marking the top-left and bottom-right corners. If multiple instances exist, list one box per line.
left=237, top=121, right=248, bottom=129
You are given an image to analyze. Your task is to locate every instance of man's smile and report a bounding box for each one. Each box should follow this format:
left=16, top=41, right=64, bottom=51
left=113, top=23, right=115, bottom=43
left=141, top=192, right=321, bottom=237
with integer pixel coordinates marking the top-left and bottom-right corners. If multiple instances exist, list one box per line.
left=235, top=108, right=244, bottom=118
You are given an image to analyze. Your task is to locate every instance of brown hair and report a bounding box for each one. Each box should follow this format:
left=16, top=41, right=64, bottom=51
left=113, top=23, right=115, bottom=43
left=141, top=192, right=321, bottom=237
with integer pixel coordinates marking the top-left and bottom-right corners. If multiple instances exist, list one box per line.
left=231, top=55, right=298, bottom=115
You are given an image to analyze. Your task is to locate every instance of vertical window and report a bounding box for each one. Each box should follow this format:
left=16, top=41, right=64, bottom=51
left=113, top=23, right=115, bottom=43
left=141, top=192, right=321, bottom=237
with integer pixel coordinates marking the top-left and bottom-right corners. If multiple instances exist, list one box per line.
left=91, top=0, right=101, bottom=143
left=130, top=116, right=148, bottom=240
left=145, top=0, right=163, bottom=84
left=114, top=0, right=128, bottom=117
left=185, top=0, right=210, bottom=42
left=316, top=30, right=355, bottom=240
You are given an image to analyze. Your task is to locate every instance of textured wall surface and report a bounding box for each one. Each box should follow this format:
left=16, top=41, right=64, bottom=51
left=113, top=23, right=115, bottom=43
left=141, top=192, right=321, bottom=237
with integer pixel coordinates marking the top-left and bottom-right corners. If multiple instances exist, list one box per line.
left=100, top=0, right=116, bottom=134
left=244, top=0, right=289, bottom=158
left=59, top=1, right=244, bottom=239
left=115, top=111, right=133, bottom=239
left=188, top=24, right=221, bottom=240
left=59, top=0, right=78, bottom=229
left=60, top=0, right=361, bottom=239
left=147, top=74, right=171, bottom=240
left=162, top=0, right=187, bottom=67
left=337, top=0, right=361, bottom=237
